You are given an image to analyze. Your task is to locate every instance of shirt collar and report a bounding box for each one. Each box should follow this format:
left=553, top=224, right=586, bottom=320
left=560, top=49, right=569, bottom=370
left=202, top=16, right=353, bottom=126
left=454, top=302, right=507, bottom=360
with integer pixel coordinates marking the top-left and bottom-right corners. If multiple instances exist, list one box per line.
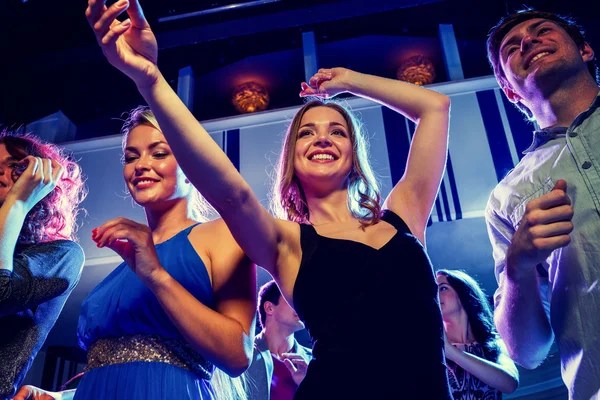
left=523, top=126, right=568, bottom=154
left=523, top=90, right=600, bottom=154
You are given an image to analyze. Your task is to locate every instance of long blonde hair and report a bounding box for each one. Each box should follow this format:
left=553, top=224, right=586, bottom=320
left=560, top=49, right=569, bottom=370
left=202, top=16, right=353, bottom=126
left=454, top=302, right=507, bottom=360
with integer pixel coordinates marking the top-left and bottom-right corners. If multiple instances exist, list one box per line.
left=120, top=105, right=215, bottom=222
left=212, top=368, right=248, bottom=400
left=271, top=100, right=381, bottom=227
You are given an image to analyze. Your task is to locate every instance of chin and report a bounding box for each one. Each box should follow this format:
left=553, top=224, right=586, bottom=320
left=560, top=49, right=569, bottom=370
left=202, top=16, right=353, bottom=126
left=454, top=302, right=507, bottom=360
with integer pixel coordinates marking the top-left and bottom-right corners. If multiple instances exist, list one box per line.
left=131, top=195, right=159, bottom=208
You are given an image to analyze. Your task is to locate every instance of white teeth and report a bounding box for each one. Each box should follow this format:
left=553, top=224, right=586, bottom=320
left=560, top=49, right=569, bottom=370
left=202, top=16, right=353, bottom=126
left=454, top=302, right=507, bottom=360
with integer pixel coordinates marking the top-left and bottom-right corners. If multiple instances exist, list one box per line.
left=311, top=154, right=334, bottom=161
left=529, top=52, right=550, bottom=66
left=135, top=180, right=155, bottom=186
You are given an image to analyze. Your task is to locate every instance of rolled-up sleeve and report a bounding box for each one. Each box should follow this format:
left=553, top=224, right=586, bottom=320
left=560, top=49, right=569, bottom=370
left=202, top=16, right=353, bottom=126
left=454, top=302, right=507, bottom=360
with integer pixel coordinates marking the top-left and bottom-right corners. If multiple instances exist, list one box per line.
left=485, top=194, right=551, bottom=321
left=485, top=196, right=515, bottom=309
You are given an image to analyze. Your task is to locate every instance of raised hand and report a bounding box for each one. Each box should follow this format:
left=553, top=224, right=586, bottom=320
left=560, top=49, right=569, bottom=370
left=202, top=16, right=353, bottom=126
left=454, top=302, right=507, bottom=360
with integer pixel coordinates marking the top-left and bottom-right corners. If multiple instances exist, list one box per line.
left=92, top=217, right=163, bottom=284
left=85, top=0, right=159, bottom=88
left=6, top=156, right=63, bottom=212
left=300, top=68, right=357, bottom=99
left=12, top=385, right=58, bottom=400
left=507, top=179, right=574, bottom=271
left=281, top=353, right=309, bottom=385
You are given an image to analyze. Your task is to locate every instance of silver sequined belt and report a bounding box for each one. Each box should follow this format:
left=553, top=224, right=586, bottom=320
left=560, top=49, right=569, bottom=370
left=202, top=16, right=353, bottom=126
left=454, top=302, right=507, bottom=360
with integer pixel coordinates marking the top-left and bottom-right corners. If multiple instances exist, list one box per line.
left=84, top=334, right=214, bottom=380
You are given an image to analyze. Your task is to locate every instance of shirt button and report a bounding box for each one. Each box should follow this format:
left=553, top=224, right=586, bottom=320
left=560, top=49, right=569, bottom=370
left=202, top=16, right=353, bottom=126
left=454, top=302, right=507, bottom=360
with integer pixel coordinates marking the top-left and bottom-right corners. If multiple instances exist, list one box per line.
left=582, top=161, right=592, bottom=169
left=569, top=131, right=578, bottom=137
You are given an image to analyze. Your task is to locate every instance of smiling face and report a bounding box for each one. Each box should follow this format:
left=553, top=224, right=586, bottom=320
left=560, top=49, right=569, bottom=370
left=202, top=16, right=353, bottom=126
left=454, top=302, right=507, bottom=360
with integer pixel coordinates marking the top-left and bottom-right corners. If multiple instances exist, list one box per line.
left=498, top=18, right=593, bottom=103
left=292, top=105, right=354, bottom=192
left=123, top=124, right=191, bottom=209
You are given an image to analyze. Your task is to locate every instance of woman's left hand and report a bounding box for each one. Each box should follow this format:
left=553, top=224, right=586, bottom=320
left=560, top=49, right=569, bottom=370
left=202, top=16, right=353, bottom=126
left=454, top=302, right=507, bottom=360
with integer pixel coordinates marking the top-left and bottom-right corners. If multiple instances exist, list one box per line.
left=300, top=67, right=358, bottom=98
left=92, top=217, right=163, bottom=284
left=443, top=331, right=458, bottom=362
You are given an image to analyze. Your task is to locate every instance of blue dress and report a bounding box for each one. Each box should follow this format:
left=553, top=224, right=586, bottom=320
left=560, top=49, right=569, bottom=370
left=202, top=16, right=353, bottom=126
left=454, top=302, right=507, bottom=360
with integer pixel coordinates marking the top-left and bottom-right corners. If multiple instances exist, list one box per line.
left=75, top=224, right=217, bottom=399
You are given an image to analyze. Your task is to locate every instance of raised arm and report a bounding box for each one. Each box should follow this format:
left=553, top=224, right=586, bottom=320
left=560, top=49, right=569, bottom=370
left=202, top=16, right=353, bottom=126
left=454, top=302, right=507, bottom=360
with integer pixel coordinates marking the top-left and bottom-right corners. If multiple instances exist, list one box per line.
left=0, top=157, right=81, bottom=315
left=85, top=0, right=298, bottom=277
left=302, top=68, right=450, bottom=242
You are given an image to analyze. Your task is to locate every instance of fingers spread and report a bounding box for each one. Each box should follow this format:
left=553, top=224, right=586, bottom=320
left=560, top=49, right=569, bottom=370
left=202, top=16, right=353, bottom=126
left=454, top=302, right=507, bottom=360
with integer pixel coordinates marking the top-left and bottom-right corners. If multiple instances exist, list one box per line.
left=127, top=0, right=150, bottom=28
left=93, top=0, right=129, bottom=41
left=86, top=0, right=109, bottom=30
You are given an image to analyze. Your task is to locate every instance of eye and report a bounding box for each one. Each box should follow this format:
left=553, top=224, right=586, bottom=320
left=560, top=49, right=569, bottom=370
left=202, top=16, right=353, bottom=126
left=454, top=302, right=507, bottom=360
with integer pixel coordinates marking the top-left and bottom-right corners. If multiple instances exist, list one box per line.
left=7, top=162, right=19, bottom=169
left=331, top=129, right=347, bottom=137
left=538, top=27, right=551, bottom=35
left=153, top=152, right=168, bottom=159
left=298, top=130, right=313, bottom=138
left=124, top=155, right=138, bottom=164
left=439, top=286, right=448, bottom=292
left=507, top=46, right=517, bottom=55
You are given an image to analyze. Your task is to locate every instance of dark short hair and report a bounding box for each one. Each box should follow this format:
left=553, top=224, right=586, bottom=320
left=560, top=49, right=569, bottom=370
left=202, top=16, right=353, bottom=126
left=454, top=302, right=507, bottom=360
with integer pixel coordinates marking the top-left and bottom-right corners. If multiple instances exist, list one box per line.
left=486, top=7, right=598, bottom=119
left=258, top=280, right=282, bottom=329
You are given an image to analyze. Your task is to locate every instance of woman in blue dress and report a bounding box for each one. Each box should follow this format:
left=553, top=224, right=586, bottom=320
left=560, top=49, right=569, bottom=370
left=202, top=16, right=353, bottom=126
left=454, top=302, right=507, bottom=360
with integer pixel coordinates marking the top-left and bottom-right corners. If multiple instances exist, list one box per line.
left=14, top=107, right=256, bottom=400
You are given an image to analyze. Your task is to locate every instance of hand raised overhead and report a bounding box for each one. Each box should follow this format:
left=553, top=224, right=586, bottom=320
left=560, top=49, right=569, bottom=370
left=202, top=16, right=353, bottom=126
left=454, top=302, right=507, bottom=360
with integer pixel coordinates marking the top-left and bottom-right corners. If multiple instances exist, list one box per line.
left=85, top=0, right=159, bottom=88
left=300, top=68, right=357, bottom=99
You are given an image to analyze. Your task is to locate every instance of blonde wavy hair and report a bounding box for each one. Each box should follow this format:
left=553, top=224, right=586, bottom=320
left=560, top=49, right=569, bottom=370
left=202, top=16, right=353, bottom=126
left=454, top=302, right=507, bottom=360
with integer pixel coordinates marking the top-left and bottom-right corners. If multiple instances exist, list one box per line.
left=271, top=100, right=381, bottom=227
left=120, top=106, right=215, bottom=222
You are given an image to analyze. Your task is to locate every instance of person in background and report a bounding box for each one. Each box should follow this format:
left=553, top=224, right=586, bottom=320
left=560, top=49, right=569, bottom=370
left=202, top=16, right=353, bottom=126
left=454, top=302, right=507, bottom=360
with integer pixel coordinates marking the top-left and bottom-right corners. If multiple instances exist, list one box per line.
left=245, top=280, right=312, bottom=400
left=436, top=269, right=518, bottom=399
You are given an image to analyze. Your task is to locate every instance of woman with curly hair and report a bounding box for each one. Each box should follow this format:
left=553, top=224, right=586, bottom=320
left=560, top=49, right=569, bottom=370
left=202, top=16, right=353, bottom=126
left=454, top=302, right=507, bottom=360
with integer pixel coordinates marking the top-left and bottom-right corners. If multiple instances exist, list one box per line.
left=436, top=269, right=519, bottom=399
left=0, top=130, right=87, bottom=400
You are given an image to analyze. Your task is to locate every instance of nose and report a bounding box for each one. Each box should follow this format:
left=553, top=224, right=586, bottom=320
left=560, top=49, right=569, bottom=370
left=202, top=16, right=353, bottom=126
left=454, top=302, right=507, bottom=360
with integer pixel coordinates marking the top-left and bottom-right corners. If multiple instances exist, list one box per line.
left=314, top=130, right=332, bottom=147
left=134, top=156, right=151, bottom=173
left=520, top=34, right=541, bottom=54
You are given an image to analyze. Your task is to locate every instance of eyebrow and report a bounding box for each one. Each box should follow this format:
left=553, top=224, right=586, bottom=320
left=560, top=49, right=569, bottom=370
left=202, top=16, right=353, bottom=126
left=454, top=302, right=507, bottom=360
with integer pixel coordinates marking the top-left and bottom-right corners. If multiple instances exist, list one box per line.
left=124, top=140, right=169, bottom=153
left=1, top=155, right=19, bottom=162
left=299, top=122, right=346, bottom=129
left=500, top=20, right=549, bottom=55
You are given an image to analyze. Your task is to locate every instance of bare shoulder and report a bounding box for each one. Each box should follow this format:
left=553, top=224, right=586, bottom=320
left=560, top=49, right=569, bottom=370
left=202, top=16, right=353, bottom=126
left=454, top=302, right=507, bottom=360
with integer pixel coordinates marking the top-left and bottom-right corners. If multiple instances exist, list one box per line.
left=188, top=219, right=238, bottom=249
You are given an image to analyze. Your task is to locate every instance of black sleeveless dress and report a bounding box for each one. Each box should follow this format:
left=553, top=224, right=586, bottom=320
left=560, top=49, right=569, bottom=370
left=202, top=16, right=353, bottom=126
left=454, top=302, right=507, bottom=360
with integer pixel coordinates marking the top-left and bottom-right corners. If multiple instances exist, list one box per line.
left=292, top=210, right=452, bottom=399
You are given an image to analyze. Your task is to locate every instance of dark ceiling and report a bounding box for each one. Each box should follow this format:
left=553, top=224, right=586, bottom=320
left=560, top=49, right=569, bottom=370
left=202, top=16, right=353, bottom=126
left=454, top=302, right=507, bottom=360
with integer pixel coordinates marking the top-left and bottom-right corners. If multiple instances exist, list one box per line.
left=0, top=0, right=597, bottom=142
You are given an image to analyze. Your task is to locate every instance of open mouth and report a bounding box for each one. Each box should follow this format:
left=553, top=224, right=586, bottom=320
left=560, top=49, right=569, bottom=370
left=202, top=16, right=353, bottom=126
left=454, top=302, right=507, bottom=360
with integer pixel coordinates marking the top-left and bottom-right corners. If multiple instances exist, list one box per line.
left=309, top=153, right=337, bottom=161
left=133, top=178, right=159, bottom=188
left=526, top=51, right=552, bottom=69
